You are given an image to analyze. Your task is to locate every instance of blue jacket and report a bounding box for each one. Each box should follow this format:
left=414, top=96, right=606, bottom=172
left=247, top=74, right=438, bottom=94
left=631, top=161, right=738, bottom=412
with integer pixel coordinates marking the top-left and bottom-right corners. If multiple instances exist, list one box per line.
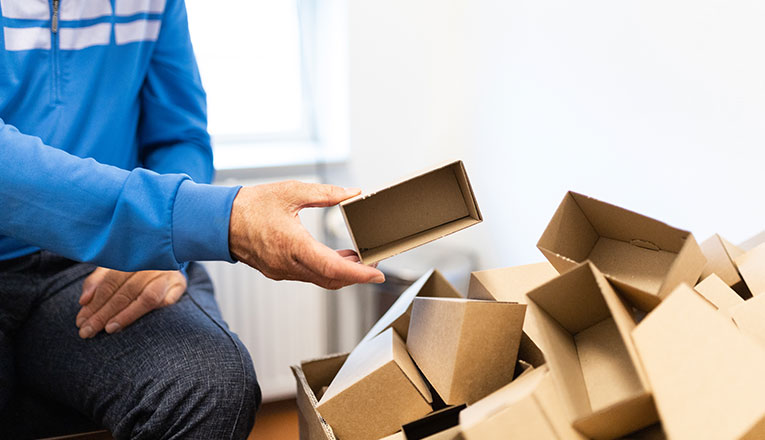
left=0, top=0, right=239, bottom=270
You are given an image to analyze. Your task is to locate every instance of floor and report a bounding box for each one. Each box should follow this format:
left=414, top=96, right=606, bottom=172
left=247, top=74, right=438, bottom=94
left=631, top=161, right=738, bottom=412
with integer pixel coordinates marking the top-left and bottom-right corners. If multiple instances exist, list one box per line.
left=248, top=399, right=299, bottom=440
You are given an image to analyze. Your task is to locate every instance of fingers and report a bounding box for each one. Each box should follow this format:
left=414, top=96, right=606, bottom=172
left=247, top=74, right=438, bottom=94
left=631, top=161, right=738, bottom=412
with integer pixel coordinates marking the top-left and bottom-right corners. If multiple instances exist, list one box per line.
left=105, top=276, right=184, bottom=334
left=77, top=271, right=165, bottom=338
left=295, top=237, right=385, bottom=289
left=77, top=269, right=132, bottom=322
left=290, top=182, right=361, bottom=209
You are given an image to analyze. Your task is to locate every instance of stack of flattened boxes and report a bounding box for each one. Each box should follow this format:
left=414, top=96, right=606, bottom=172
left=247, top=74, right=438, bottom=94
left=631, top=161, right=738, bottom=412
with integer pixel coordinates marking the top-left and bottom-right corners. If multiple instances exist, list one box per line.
left=292, top=162, right=765, bottom=440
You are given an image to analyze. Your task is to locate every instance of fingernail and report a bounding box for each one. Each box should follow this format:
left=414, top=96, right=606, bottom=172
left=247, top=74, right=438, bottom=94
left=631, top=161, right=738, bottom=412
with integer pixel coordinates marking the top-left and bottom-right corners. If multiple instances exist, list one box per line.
left=105, top=322, right=121, bottom=334
left=372, top=274, right=385, bottom=284
left=76, top=316, right=84, bottom=328
left=345, top=187, right=362, bottom=194
left=79, top=325, right=94, bottom=339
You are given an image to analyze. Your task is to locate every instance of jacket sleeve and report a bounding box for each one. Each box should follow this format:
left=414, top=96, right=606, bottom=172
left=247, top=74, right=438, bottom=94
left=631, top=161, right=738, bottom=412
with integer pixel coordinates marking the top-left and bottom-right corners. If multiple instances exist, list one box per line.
left=138, top=0, right=214, bottom=184
left=0, top=119, right=239, bottom=271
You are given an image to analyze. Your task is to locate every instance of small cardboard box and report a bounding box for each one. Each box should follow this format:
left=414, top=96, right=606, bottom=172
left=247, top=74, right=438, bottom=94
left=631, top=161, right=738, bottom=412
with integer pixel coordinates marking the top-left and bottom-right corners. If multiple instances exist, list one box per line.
left=340, top=160, right=482, bottom=264
left=459, top=365, right=587, bottom=440
left=730, top=294, right=765, bottom=348
left=699, top=234, right=749, bottom=297
left=467, top=261, right=559, bottom=366
left=316, top=328, right=433, bottom=440
left=362, top=269, right=461, bottom=344
left=537, top=191, right=706, bottom=311
left=633, top=284, right=765, bottom=440
left=407, top=297, right=526, bottom=405
left=733, top=242, right=765, bottom=297
left=694, top=274, right=744, bottom=317
left=526, top=262, right=658, bottom=440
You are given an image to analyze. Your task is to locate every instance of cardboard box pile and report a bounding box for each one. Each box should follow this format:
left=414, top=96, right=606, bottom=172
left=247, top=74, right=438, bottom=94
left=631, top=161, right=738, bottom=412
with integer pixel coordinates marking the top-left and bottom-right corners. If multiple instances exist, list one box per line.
left=293, top=184, right=765, bottom=440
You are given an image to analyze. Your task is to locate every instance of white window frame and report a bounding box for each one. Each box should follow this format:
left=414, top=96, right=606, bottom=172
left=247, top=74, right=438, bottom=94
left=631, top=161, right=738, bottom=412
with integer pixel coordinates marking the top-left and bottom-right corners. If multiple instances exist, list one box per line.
left=209, top=0, right=350, bottom=175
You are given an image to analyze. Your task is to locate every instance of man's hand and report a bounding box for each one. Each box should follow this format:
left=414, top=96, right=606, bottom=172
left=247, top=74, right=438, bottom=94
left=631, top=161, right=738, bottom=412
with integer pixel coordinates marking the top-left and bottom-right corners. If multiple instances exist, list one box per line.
left=229, top=181, right=385, bottom=290
left=76, top=268, right=187, bottom=339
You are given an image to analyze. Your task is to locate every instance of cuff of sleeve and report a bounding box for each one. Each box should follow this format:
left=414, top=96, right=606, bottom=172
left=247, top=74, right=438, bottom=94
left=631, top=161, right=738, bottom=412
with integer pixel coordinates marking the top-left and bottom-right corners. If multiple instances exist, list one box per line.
left=172, top=180, right=242, bottom=264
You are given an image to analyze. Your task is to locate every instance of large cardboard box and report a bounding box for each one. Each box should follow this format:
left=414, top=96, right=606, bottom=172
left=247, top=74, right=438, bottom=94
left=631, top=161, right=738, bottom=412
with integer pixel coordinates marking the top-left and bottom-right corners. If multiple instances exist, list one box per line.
left=340, top=160, right=482, bottom=264
left=699, top=234, right=749, bottom=298
left=467, top=261, right=558, bottom=365
left=526, top=262, right=658, bottom=439
left=459, top=365, right=586, bottom=440
left=362, top=269, right=461, bottom=344
left=733, top=242, right=765, bottom=297
left=407, top=297, right=526, bottom=405
left=316, top=328, right=433, bottom=440
left=694, top=274, right=744, bottom=317
left=633, top=284, right=765, bottom=440
left=537, top=191, right=706, bottom=311
left=292, top=353, right=349, bottom=440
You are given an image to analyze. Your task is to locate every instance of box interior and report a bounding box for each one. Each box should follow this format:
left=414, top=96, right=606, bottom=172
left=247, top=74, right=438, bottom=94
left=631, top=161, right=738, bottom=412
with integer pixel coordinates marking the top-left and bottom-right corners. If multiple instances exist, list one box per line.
left=342, top=162, right=481, bottom=262
left=538, top=192, right=689, bottom=296
left=528, top=265, right=646, bottom=420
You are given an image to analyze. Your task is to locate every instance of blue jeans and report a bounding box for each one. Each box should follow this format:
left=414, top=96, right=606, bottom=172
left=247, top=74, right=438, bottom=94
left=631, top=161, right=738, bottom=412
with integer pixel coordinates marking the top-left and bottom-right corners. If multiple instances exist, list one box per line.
left=0, top=251, right=261, bottom=439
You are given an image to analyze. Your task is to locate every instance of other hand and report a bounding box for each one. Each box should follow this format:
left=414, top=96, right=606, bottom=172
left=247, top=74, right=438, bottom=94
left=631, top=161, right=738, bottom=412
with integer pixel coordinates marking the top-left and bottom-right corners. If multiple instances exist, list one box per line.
left=76, top=268, right=187, bottom=339
left=229, top=181, right=385, bottom=290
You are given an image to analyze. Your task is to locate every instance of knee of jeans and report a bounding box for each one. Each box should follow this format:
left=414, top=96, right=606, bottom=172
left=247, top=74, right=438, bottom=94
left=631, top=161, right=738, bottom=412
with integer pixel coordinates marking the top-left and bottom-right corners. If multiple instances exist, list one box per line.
left=118, top=336, right=261, bottom=440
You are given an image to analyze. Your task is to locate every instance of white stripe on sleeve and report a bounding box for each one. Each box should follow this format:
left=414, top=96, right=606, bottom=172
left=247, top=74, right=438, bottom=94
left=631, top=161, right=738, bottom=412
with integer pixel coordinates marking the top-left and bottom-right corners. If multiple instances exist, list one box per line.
left=3, top=26, right=50, bottom=51
left=114, top=19, right=160, bottom=45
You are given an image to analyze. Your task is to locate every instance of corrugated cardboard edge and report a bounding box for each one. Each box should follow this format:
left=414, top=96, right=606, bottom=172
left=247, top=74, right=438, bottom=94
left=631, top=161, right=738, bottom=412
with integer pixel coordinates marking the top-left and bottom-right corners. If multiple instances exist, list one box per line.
left=291, top=352, right=350, bottom=440
left=340, top=160, right=482, bottom=264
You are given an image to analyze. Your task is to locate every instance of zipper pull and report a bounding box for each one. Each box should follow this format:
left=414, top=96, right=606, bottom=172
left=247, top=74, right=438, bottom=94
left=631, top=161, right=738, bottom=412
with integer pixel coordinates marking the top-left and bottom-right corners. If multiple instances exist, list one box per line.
left=51, top=0, right=59, bottom=33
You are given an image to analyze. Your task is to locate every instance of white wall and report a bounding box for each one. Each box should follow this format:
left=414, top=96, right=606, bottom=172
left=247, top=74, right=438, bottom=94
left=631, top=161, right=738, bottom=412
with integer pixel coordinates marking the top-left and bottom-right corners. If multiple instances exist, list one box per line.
left=346, top=0, right=765, bottom=270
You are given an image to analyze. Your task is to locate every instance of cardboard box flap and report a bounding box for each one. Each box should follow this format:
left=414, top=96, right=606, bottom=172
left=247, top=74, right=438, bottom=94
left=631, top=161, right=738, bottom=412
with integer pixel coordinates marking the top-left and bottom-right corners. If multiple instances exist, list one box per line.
left=659, top=235, right=707, bottom=298
left=537, top=193, right=600, bottom=270
left=730, top=294, right=765, bottom=348
left=633, top=284, right=765, bottom=440
left=300, top=353, right=350, bottom=399
left=320, top=328, right=432, bottom=406
left=700, top=234, right=744, bottom=286
left=734, top=242, right=765, bottom=296
left=572, top=392, right=657, bottom=440
left=340, top=160, right=482, bottom=264
left=467, top=262, right=559, bottom=302
left=739, top=230, right=765, bottom=252
left=695, top=274, right=744, bottom=317
left=459, top=366, right=549, bottom=429
left=361, top=269, right=461, bottom=344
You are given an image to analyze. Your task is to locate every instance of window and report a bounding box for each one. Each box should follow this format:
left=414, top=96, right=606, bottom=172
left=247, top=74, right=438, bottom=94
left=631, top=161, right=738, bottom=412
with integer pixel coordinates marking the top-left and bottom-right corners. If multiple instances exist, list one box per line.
left=186, top=0, right=348, bottom=171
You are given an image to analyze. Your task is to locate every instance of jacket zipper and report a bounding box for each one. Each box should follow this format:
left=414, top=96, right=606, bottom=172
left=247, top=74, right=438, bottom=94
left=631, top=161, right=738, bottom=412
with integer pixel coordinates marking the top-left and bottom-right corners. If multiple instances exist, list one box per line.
left=50, top=0, right=61, bottom=104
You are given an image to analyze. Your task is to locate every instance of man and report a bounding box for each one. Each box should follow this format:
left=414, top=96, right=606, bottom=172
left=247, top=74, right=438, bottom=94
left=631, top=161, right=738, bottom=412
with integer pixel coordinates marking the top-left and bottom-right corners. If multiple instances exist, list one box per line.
left=0, top=0, right=383, bottom=438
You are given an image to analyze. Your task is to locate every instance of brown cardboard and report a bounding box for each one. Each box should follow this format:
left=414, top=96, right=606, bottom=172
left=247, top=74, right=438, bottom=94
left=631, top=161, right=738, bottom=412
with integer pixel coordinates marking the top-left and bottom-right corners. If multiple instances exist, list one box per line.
left=292, top=353, right=349, bottom=440
left=467, top=261, right=558, bottom=363
left=317, top=328, right=432, bottom=440
left=340, top=160, right=482, bottom=264
left=633, top=284, right=765, bottom=440
left=739, top=230, right=765, bottom=251
left=730, top=294, right=765, bottom=348
left=694, top=274, right=744, bottom=317
left=459, top=365, right=586, bottom=440
left=407, top=298, right=526, bottom=405
left=361, top=269, right=461, bottom=344
left=734, top=242, right=765, bottom=296
left=380, top=427, right=462, bottom=440
left=537, top=191, right=706, bottom=311
left=699, top=234, right=748, bottom=297
left=526, top=262, right=657, bottom=439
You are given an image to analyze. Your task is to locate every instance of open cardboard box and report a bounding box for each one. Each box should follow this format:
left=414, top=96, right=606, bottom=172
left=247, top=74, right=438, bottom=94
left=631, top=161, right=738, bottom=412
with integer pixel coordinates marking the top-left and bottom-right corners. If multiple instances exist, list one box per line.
left=407, top=298, right=526, bottom=405
left=734, top=242, right=765, bottom=297
left=526, top=262, right=658, bottom=439
left=467, top=261, right=559, bottom=366
left=361, top=268, right=462, bottom=344
left=699, top=234, right=750, bottom=298
left=340, top=161, right=482, bottom=264
left=537, top=191, right=706, bottom=311
left=459, top=365, right=586, bottom=440
left=315, top=328, right=432, bottom=440
left=633, top=284, right=765, bottom=440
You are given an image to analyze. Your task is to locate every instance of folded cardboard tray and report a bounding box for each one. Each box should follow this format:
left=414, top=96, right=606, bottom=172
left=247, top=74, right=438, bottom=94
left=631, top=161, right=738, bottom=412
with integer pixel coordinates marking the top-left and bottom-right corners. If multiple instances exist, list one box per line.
left=340, top=160, right=482, bottom=265
left=537, top=191, right=706, bottom=311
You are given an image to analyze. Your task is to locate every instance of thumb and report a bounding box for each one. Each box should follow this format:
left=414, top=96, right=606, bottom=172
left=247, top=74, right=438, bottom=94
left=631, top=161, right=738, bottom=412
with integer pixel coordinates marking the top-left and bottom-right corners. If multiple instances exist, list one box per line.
left=293, top=182, right=361, bottom=209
